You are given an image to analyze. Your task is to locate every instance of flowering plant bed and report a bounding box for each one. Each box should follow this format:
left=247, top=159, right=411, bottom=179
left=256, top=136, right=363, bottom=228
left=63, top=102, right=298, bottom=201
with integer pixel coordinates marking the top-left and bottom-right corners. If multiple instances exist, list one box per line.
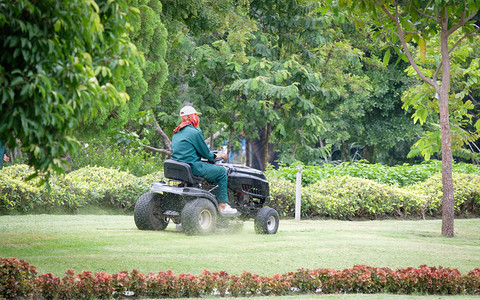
left=1, top=258, right=479, bottom=299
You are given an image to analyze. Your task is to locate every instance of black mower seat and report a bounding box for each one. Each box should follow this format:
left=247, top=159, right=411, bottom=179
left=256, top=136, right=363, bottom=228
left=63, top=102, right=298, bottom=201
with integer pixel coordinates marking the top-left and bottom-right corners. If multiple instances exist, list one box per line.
left=164, top=159, right=204, bottom=186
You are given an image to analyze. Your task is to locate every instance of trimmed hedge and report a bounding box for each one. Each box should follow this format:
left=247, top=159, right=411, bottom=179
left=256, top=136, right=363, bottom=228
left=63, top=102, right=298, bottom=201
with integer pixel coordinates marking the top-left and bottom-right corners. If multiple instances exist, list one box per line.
left=0, top=165, right=163, bottom=213
left=302, top=176, right=423, bottom=219
left=268, top=172, right=480, bottom=219
left=405, top=173, right=480, bottom=218
left=2, top=164, right=480, bottom=219
left=1, top=258, right=479, bottom=299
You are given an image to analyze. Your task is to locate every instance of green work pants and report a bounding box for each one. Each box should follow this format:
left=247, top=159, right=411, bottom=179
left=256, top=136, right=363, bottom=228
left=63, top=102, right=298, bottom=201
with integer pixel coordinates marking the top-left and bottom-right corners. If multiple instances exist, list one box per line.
left=191, top=162, right=228, bottom=203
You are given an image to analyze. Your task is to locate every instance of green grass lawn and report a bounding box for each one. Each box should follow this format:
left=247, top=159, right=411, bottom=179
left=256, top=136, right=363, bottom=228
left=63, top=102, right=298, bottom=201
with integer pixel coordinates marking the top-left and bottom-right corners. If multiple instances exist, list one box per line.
left=1, top=215, right=479, bottom=279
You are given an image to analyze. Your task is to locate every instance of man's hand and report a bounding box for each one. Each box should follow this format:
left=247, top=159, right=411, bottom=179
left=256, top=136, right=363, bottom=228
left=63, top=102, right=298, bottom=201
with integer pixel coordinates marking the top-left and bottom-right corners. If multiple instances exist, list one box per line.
left=216, top=152, right=228, bottom=160
left=3, top=154, right=9, bottom=162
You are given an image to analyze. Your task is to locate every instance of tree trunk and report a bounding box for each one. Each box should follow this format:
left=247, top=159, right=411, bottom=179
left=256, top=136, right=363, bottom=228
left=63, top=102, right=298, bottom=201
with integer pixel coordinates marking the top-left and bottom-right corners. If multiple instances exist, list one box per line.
left=440, top=100, right=455, bottom=237
left=261, top=124, right=271, bottom=171
left=209, top=116, right=215, bottom=149
left=61, top=153, right=74, bottom=173
left=439, top=20, right=455, bottom=237
left=143, top=113, right=172, bottom=156
left=292, top=142, right=298, bottom=158
left=363, top=145, right=374, bottom=163
left=227, top=126, right=235, bottom=162
left=341, top=141, right=349, bottom=162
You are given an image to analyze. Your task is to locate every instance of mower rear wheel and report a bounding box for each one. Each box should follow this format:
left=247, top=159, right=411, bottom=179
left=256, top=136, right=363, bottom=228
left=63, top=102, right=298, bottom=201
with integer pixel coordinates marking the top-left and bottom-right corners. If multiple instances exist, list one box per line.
left=134, top=192, right=169, bottom=230
left=181, top=198, right=217, bottom=235
left=254, top=207, right=279, bottom=234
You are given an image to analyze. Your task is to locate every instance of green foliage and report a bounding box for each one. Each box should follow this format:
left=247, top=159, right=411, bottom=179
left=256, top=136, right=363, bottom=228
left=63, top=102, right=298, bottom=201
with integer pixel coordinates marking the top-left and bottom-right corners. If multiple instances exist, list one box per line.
left=269, top=172, right=480, bottom=219
left=71, top=140, right=164, bottom=177
left=267, top=161, right=480, bottom=219
left=143, top=0, right=430, bottom=167
left=54, top=167, right=153, bottom=211
left=308, top=8, right=426, bottom=164
left=161, top=0, right=395, bottom=166
left=305, top=176, right=424, bottom=220
left=267, top=177, right=296, bottom=216
left=356, top=63, right=424, bottom=164
left=0, top=0, right=142, bottom=177
left=331, top=0, right=480, bottom=163
left=130, top=0, right=168, bottom=111
left=268, top=175, right=423, bottom=219
left=267, top=160, right=480, bottom=187
left=156, top=0, right=255, bottom=143
left=80, top=0, right=169, bottom=158
left=401, top=34, right=480, bottom=161
left=0, top=165, right=43, bottom=212
left=4, top=160, right=480, bottom=220
left=228, top=0, right=335, bottom=164
left=161, top=0, right=237, bottom=34
left=406, top=173, right=480, bottom=218
left=0, top=165, right=163, bottom=213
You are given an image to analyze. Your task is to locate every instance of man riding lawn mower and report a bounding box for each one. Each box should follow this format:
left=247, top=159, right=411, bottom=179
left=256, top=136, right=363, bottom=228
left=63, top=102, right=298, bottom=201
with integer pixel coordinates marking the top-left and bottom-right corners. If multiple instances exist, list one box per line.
left=134, top=106, right=280, bottom=235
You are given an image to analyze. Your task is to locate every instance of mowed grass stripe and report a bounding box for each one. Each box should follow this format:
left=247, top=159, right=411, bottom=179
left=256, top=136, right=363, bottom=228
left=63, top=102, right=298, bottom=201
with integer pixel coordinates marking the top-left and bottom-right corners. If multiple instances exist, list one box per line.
left=0, top=215, right=479, bottom=277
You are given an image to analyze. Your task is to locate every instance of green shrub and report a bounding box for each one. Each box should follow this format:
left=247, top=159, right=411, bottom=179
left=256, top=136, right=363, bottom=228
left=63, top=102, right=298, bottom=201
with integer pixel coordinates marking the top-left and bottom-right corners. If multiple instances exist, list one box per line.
left=268, top=177, right=296, bottom=216
left=140, top=171, right=165, bottom=186
left=267, top=160, right=480, bottom=187
left=0, top=165, right=159, bottom=213
left=268, top=172, right=480, bottom=219
left=71, top=142, right=164, bottom=177
left=303, top=176, right=424, bottom=219
left=3, top=163, right=480, bottom=220
left=406, top=173, right=480, bottom=218
left=54, top=166, right=151, bottom=211
left=268, top=172, right=425, bottom=219
left=0, top=165, right=43, bottom=212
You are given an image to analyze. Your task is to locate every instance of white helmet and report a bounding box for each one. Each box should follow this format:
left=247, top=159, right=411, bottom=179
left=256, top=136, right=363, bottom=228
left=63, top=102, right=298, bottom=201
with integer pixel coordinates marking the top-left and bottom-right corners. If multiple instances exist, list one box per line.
left=179, top=106, right=201, bottom=116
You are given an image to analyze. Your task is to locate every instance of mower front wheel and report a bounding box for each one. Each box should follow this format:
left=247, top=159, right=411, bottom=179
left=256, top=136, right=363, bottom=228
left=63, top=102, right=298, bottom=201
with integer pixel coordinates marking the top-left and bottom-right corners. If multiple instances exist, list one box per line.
left=254, top=207, right=279, bottom=234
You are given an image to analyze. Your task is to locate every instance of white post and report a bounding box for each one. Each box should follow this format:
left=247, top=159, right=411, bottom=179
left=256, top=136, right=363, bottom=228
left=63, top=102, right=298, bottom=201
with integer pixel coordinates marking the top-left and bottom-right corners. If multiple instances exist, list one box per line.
left=295, top=164, right=302, bottom=221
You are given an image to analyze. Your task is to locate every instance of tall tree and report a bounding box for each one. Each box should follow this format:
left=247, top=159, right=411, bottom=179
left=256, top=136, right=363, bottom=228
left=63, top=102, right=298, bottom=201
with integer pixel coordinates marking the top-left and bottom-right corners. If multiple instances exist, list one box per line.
left=149, top=0, right=255, bottom=153
left=80, top=0, right=168, bottom=137
left=404, top=34, right=480, bottom=162
left=332, top=0, right=480, bottom=237
left=135, top=0, right=428, bottom=169
left=227, top=0, right=342, bottom=169
left=0, top=0, right=141, bottom=178
left=230, top=0, right=408, bottom=168
left=333, top=25, right=425, bottom=165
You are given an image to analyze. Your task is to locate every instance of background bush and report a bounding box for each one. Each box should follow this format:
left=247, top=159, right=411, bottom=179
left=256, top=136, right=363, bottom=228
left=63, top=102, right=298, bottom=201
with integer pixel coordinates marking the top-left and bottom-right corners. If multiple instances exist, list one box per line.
left=2, top=162, right=480, bottom=219
left=404, top=173, right=480, bottom=218
left=0, top=165, right=44, bottom=212
left=71, top=141, right=164, bottom=177
left=302, top=176, right=424, bottom=220
left=266, top=160, right=480, bottom=187
left=267, top=172, right=480, bottom=219
left=0, top=165, right=164, bottom=213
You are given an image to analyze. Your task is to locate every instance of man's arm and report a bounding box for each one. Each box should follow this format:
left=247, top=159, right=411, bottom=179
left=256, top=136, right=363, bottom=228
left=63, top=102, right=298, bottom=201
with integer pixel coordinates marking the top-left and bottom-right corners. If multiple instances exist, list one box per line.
left=193, top=129, right=216, bottom=162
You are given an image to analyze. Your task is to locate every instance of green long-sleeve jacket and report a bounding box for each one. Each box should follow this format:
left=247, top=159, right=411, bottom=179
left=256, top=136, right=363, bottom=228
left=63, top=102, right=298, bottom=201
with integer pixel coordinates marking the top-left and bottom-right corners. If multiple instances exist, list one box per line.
left=171, top=125, right=215, bottom=164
